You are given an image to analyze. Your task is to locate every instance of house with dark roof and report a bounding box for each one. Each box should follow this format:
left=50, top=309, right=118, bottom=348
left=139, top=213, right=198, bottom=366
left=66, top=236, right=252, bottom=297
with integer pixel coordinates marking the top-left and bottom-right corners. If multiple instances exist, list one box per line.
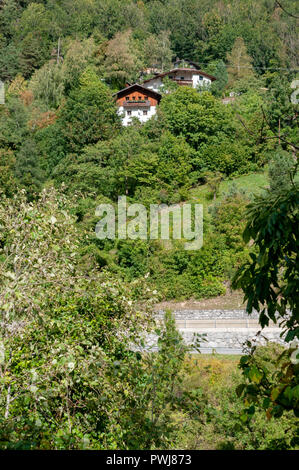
left=114, top=83, right=161, bottom=126
left=114, top=60, right=216, bottom=126
left=141, top=59, right=216, bottom=93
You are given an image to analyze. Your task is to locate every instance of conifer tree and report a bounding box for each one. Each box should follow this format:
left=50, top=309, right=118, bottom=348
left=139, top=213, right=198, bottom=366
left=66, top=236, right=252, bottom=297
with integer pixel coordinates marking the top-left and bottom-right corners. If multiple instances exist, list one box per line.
left=226, top=37, right=254, bottom=85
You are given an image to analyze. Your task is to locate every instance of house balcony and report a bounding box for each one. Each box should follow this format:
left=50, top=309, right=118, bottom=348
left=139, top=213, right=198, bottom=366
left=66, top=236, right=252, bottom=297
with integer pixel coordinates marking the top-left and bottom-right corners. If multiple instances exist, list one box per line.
left=173, top=79, right=193, bottom=86
left=123, top=100, right=151, bottom=107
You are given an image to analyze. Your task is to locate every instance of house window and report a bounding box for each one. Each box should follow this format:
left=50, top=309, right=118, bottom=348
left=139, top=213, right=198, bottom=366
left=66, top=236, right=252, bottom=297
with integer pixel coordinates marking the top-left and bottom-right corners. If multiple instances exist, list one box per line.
left=181, top=76, right=185, bottom=80
left=199, top=76, right=203, bottom=80
left=143, top=110, right=148, bottom=115
left=132, top=96, right=136, bottom=100
left=145, top=96, right=148, bottom=100
left=127, top=111, right=132, bottom=116
left=126, top=96, right=129, bottom=100
left=138, top=96, right=142, bottom=100
left=169, top=75, right=173, bottom=79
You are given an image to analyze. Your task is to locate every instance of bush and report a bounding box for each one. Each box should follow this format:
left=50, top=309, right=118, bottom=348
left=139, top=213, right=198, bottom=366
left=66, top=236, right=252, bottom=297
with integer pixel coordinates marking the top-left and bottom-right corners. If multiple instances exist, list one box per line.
left=268, top=149, right=296, bottom=192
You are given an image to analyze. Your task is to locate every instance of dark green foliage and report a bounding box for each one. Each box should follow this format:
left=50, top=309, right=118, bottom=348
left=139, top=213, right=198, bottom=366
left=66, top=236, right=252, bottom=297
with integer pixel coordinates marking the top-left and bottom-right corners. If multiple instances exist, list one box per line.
left=58, top=68, right=120, bottom=154
left=0, top=96, right=29, bottom=150
left=1, top=0, right=298, bottom=81
left=36, top=68, right=121, bottom=175
left=208, top=60, right=228, bottom=97
left=233, top=184, right=299, bottom=336
left=233, top=182, right=299, bottom=419
left=264, top=76, right=299, bottom=149
left=0, top=148, right=16, bottom=197
left=15, top=138, right=45, bottom=198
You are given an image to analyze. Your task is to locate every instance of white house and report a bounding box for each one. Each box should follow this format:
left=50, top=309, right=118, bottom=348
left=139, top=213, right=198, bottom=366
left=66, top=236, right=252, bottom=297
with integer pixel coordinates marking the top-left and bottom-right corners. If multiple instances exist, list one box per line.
left=141, top=59, right=216, bottom=93
left=114, top=83, right=161, bottom=126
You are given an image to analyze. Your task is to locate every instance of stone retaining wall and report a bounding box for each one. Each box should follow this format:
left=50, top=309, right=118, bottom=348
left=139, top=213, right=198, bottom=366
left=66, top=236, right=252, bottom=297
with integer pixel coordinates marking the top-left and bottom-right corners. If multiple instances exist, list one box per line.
left=156, top=309, right=260, bottom=319
left=142, top=327, right=285, bottom=354
left=150, top=309, right=287, bottom=354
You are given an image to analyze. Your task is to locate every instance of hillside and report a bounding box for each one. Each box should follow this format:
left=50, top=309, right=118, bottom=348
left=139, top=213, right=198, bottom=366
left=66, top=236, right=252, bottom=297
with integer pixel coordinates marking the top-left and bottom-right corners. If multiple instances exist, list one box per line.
left=0, top=0, right=298, bottom=453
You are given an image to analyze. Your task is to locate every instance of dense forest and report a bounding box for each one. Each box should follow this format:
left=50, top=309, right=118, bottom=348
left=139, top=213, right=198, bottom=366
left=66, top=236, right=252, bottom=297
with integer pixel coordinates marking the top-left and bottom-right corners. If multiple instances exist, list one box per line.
left=0, top=0, right=298, bottom=451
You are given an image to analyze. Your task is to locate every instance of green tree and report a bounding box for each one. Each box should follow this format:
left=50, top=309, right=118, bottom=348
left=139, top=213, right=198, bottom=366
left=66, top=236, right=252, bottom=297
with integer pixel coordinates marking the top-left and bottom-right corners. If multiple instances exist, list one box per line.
left=104, top=30, right=143, bottom=88
left=16, top=3, right=54, bottom=78
left=56, top=67, right=120, bottom=155
left=144, top=31, right=173, bottom=72
left=14, top=138, right=45, bottom=199
left=233, top=182, right=299, bottom=419
left=226, top=37, right=254, bottom=86
left=208, top=60, right=228, bottom=96
left=268, top=149, right=297, bottom=192
left=160, top=88, right=235, bottom=150
left=29, top=60, right=65, bottom=108
left=0, top=148, right=16, bottom=196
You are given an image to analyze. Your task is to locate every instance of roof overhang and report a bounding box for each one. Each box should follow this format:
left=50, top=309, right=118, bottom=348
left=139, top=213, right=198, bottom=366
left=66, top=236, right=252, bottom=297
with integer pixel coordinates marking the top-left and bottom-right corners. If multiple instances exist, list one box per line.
left=114, top=83, right=162, bottom=100
left=142, top=68, right=217, bottom=83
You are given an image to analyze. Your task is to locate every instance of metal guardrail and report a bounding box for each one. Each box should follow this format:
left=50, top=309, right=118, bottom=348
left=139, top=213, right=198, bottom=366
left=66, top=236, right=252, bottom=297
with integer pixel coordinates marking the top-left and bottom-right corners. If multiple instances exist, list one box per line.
left=174, top=319, right=276, bottom=329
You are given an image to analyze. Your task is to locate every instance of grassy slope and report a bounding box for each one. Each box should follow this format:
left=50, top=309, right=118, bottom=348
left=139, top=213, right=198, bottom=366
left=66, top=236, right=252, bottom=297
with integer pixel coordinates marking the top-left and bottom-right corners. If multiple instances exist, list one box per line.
left=189, top=169, right=269, bottom=214
left=155, top=170, right=268, bottom=306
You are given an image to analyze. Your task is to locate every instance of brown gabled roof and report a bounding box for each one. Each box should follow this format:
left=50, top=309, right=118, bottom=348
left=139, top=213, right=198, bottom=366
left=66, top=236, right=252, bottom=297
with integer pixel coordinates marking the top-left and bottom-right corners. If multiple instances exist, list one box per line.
left=142, top=68, right=217, bottom=83
left=113, top=83, right=162, bottom=99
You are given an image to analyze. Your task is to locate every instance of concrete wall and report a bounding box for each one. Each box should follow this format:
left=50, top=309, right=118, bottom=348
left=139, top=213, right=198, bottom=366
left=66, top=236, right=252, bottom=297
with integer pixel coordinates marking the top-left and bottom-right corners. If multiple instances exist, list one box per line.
left=179, top=327, right=285, bottom=354
left=118, top=105, right=157, bottom=126
left=192, top=74, right=212, bottom=88
left=143, top=77, right=163, bottom=93
left=148, top=309, right=287, bottom=354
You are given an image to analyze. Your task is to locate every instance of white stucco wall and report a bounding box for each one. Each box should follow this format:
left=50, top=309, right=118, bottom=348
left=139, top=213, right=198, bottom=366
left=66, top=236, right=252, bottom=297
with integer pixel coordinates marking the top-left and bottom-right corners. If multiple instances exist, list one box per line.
left=143, top=77, right=163, bottom=93
left=192, top=74, right=211, bottom=88
left=118, top=105, right=157, bottom=126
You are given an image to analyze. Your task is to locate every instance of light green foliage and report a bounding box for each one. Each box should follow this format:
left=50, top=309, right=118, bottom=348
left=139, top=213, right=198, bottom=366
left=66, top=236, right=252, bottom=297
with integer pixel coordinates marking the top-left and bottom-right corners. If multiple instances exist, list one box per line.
left=233, top=182, right=299, bottom=418
left=29, top=61, right=65, bottom=108
left=0, top=188, right=197, bottom=449
left=175, top=351, right=298, bottom=450
left=156, top=133, right=193, bottom=190
left=160, top=88, right=253, bottom=176
left=210, top=187, right=249, bottom=251
left=104, top=30, right=144, bottom=88
left=268, top=149, right=297, bottom=192
left=61, top=38, right=98, bottom=92
left=226, top=37, right=255, bottom=86
left=144, top=31, right=173, bottom=72
left=0, top=0, right=298, bottom=449
left=160, top=88, right=235, bottom=150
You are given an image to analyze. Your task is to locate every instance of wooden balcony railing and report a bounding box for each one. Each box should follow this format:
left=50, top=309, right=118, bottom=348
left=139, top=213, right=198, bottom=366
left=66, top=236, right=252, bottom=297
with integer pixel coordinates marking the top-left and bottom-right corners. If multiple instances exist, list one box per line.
left=123, top=100, right=151, bottom=107
left=174, top=79, right=193, bottom=85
